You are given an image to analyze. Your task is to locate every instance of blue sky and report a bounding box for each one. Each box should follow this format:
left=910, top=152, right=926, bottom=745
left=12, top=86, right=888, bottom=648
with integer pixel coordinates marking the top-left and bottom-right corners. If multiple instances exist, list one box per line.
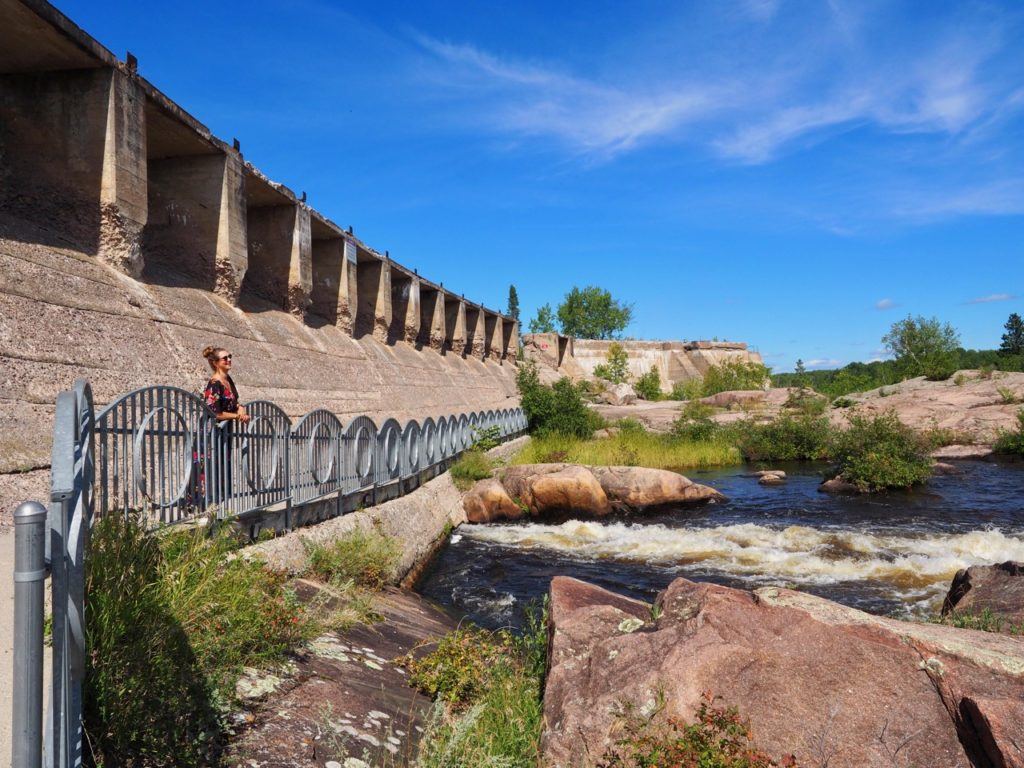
left=62, top=0, right=1023, bottom=371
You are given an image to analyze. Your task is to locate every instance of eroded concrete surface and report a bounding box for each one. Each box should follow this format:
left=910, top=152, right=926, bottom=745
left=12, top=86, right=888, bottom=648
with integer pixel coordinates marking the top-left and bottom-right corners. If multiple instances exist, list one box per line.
left=224, top=586, right=456, bottom=768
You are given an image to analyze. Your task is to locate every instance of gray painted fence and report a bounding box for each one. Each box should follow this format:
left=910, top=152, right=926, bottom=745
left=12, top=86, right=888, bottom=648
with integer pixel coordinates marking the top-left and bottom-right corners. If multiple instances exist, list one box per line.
left=11, top=378, right=526, bottom=768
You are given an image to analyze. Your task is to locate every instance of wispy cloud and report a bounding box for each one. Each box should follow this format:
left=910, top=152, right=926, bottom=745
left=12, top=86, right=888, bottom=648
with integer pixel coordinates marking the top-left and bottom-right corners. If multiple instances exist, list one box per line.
left=805, top=358, right=843, bottom=369
left=413, top=35, right=729, bottom=157
left=875, top=298, right=898, bottom=310
left=966, top=293, right=1017, bottom=304
left=411, top=4, right=1022, bottom=166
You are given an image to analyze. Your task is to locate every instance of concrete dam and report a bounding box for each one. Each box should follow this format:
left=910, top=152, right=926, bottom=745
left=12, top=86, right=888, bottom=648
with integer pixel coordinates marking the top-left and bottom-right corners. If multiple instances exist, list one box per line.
left=0, top=0, right=520, bottom=521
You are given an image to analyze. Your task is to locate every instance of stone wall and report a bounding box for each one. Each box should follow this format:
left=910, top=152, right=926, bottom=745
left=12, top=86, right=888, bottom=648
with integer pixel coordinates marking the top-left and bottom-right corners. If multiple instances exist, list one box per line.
left=0, top=0, right=521, bottom=522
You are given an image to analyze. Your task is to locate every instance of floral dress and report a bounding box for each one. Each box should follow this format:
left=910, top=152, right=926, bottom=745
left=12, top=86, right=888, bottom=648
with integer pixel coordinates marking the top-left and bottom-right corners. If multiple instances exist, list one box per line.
left=192, top=376, right=240, bottom=507
left=203, top=375, right=239, bottom=417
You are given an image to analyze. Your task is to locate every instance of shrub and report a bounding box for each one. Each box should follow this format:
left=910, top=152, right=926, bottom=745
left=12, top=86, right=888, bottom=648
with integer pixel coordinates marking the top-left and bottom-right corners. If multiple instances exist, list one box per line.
left=670, top=401, right=719, bottom=443
left=783, top=388, right=828, bottom=416
left=471, top=424, right=502, bottom=451
left=634, top=367, right=663, bottom=401
left=405, top=627, right=516, bottom=707
left=997, top=386, right=1019, bottom=405
left=304, top=528, right=400, bottom=589
left=979, top=364, right=996, bottom=380
left=701, top=360, right=770, bottom=396
left=832, top=397, right=855, bottom=408
left=730, top=414, right=832, bottom=462
left=449, top=449, right=496, bottom=491
left=516, top=361, right=604, bottom=438
left=593, top=342, right=630, bottom=384
left=953, top=372, right=967, bottom=386
left=411, top=603, right=548, bottom=767
left=830, top=411, right=932, bottom=490
left=85, top=515, right=312, bottom=767
left=671, top=379, right=706, bottom=401
left=598, top=694, right=795, bottom=768
left=993, top=409, right=1024, bottom=456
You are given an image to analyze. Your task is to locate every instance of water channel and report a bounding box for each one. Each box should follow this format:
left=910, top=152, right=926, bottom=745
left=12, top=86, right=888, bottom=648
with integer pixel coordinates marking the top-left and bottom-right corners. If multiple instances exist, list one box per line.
left=418, top=460, right=1024, bottom=629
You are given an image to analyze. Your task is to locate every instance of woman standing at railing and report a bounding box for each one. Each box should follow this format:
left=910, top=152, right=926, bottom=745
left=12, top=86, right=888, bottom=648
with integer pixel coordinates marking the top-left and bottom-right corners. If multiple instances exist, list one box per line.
left=198, top=346, right=250, bottom=507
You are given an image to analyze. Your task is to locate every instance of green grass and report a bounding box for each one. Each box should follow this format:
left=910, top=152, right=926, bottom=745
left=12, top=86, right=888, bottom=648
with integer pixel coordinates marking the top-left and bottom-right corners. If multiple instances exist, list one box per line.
left=84, top=514, right=316, bottom=767
left=512, top=429, right=740, bottom=470
left=303, top=527, right=400, bottom=589
left=450, top=448, right=497, bottom=490
left=935, top=608, right=1024, bottom=635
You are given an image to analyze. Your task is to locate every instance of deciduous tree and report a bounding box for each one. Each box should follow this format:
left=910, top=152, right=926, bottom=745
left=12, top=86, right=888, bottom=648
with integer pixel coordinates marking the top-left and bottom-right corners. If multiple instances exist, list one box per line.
left=882, top=315, right=960, bottom=380
left=556, top=286, right=633, bottom=339
left=528, top=303, right=556, bottom=334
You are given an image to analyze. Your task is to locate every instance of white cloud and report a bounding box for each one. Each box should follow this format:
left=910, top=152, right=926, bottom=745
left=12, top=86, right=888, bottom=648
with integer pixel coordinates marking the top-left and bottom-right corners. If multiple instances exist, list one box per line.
left=805, top=358, right=843, bottom=369
left=875, top=298, right=897, bottom=310
left=966, top=293, right=1017, bottom=304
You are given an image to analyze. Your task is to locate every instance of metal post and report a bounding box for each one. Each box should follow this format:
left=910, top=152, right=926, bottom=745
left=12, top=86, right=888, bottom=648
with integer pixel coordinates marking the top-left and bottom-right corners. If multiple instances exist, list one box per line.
left=13, top=501, right=48, bottom=768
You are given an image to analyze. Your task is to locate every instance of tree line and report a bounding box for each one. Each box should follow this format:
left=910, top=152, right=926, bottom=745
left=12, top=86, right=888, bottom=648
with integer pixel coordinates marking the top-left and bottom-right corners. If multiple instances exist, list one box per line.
left=774, top=313, right=1024, bottom=397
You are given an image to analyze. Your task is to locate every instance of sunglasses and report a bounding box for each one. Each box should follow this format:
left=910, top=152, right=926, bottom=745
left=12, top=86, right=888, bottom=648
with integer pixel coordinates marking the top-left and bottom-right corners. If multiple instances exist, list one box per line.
left=218, top=354, right=233, bottom=362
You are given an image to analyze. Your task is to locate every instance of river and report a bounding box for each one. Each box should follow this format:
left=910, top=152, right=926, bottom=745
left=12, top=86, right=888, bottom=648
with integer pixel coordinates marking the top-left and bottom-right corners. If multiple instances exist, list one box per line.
left=417, top=459, right=1024, bottom=629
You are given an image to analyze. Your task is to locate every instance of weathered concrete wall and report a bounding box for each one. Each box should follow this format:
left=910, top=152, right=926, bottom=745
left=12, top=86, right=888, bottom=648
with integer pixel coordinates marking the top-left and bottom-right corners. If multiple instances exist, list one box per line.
left=0, top=0, right=522, bottom=524
left=523, top=335, right=762, bottom=391
left=573, top=339, right=763, bottom=391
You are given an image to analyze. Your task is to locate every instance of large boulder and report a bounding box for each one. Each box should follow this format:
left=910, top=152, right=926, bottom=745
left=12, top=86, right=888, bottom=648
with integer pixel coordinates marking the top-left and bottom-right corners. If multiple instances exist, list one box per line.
left=464, top=464, right=724, bottom=522
left=542, top=576, right=1024, bottom=768
left=597, top=382, right=637, bottom=406
left=462, top=478, right=524, bottom=523
left=589, top=465, right=726, bottom=510
left=501, top=464, right=612, bottom=517
left=942, top=561, right=1024, bottom=629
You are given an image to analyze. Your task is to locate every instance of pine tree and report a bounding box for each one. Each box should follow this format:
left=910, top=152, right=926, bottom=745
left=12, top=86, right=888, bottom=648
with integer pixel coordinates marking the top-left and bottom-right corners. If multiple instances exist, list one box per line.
left=794, top=358, right=808, bottom=389
left=506, top=285, right=520, bottom=322
left=1001, top=313, right=1024, bottom=356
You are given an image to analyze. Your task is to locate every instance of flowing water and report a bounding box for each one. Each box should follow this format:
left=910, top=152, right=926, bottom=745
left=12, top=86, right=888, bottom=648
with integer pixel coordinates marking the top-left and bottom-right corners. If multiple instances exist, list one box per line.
left=417, top=460, right=1024, bottom=629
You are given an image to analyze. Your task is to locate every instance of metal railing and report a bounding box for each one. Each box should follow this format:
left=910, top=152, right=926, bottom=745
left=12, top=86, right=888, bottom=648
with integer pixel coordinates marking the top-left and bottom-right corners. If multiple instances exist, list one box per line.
left=11, top=377, right=526, bottom=768
left=91, top=383, right=525, bottom=528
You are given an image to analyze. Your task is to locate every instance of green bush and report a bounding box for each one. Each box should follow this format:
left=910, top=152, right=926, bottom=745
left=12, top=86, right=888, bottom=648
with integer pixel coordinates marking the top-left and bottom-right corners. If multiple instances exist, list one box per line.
left=730, top=414, right=832, bottom=462
left=516, top=361, right=603, bottom=438
left=701, top=360, right=770, bottom=396
left=634, top=367, right=663, bottom=401
left=304, top=528, right=400, bottom=589
left=85, top=515, right=313, bottom=767
left=830, top=411, right=932, bottom=490
left=411, top=602, right=548, bottom=767
left=994, top=408, right=1024, bottom=456
left=599, top=694, right=792, bottom=768
left=670, top=401, right=719, bottom=443
left=471, top=424, right=502, bottom=451
left=671, top=379, right=706, bottom=401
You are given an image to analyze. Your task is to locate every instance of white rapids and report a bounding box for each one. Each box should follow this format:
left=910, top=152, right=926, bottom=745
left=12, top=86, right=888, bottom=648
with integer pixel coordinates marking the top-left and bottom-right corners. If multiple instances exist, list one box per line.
left=461, top=520, right=1024, bottom=605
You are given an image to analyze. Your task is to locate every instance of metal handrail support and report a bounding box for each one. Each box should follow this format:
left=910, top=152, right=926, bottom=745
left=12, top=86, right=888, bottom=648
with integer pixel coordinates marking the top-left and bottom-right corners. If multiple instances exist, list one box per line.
left=12, top=501, right=48, bottom=768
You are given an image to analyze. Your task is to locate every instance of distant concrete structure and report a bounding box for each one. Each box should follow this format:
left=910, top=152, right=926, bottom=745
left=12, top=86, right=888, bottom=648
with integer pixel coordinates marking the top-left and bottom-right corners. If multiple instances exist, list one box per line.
left=523, top=335, right=763, bottom=392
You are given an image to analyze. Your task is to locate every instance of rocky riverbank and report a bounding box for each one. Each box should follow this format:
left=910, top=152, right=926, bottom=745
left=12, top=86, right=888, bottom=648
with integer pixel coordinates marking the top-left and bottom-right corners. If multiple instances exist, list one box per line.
left=594, top=370, right=1024, bottom=450
left=542, top=574, right=1024, bottom=768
